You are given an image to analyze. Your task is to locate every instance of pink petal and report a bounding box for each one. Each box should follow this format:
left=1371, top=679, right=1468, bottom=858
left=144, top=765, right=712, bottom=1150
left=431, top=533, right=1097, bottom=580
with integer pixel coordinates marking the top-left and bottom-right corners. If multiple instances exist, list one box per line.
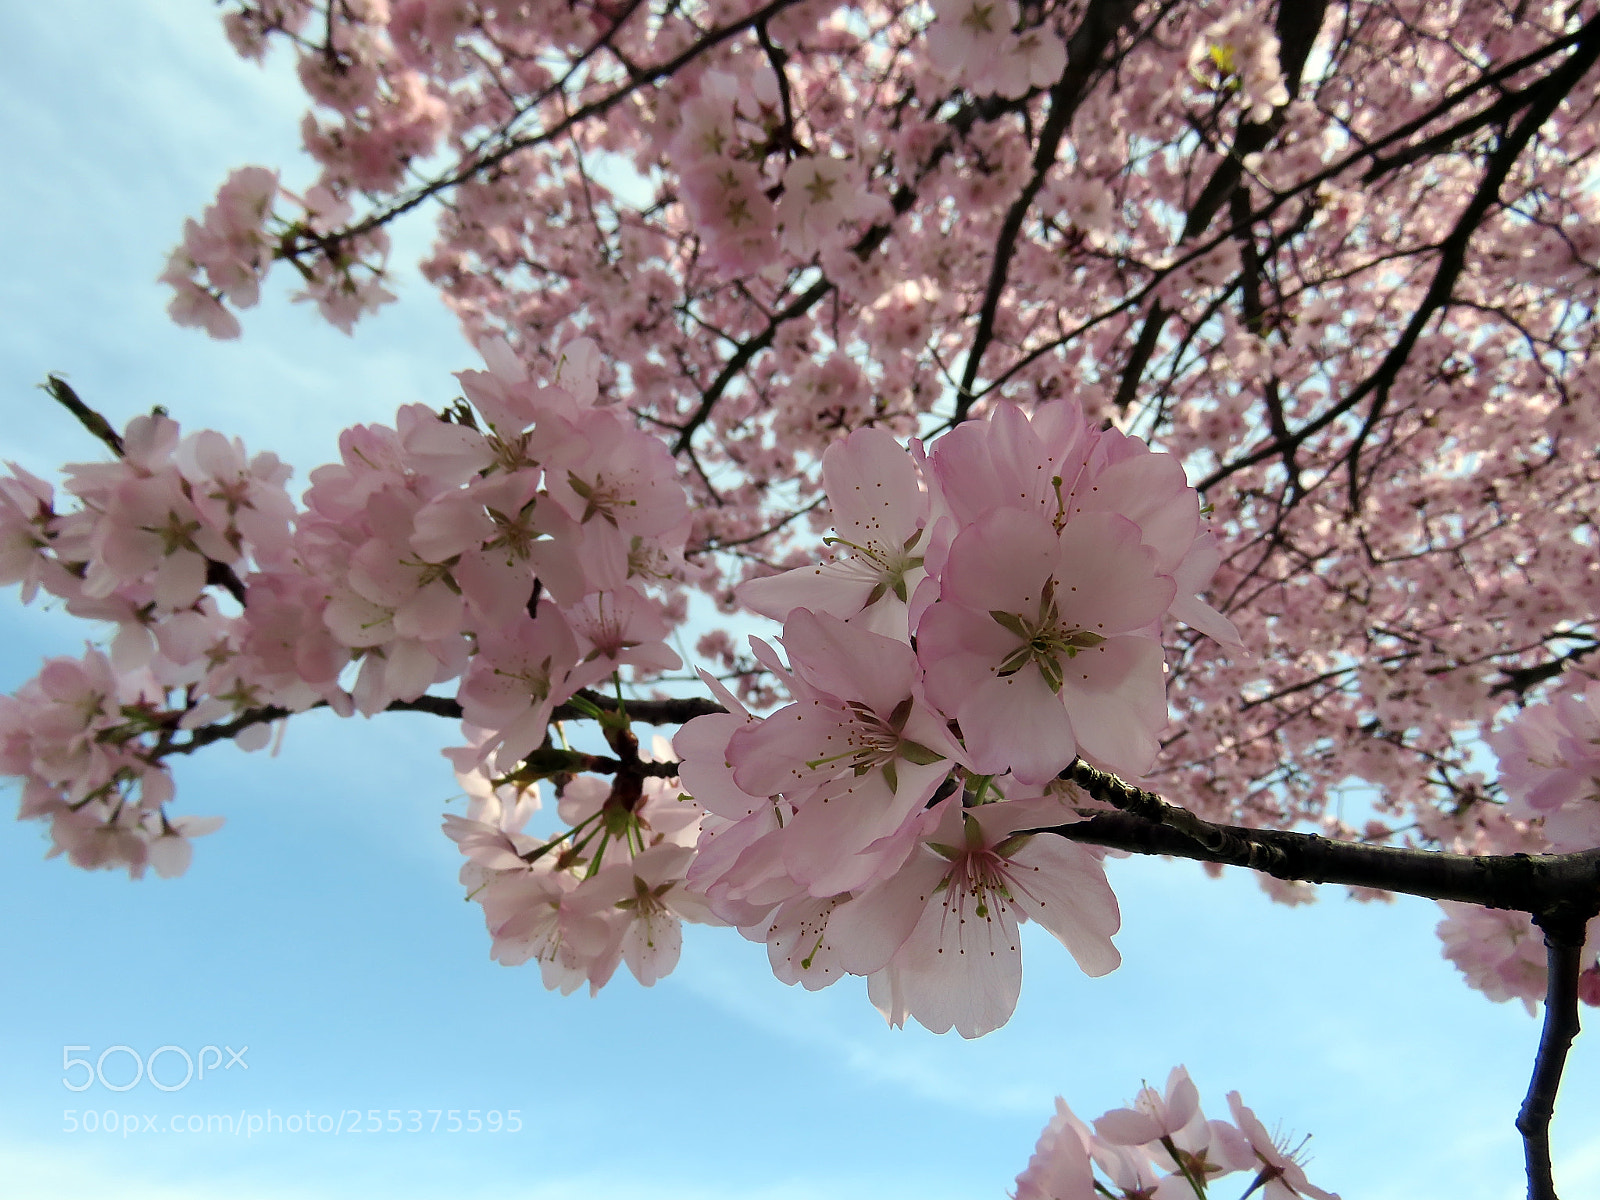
left=957, top=671, right=1077, bottom=784
left=1006, top=837, right=1122, bottom=978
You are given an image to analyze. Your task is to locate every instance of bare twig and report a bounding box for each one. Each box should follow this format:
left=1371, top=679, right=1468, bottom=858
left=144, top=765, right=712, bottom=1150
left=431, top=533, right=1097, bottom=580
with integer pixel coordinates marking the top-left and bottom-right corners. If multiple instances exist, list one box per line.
left=166, top=689, right=725, bottom=758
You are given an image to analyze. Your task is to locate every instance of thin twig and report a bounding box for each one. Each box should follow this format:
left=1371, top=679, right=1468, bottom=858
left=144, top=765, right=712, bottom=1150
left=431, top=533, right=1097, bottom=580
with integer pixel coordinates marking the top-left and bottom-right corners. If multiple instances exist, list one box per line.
left=166, top=689, right=725, bottom=758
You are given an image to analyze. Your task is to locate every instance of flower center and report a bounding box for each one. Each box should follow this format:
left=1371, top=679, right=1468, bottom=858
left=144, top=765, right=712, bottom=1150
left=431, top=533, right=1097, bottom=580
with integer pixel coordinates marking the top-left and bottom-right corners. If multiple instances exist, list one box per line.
left=989, top=578, right=1105, bottom=694
left=823, top=528, right=925, bottom=603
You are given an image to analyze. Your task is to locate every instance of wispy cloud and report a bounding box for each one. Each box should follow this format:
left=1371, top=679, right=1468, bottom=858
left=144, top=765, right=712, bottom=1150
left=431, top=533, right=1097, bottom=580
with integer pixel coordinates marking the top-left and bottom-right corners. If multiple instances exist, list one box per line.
left=669, top=930, right=1055, bottom=1116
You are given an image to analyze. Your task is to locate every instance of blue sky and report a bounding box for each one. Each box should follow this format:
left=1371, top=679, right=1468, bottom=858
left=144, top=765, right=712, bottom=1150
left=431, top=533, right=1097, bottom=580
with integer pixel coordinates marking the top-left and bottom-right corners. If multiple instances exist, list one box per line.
left=2, top=5, right=1597, bottom=1198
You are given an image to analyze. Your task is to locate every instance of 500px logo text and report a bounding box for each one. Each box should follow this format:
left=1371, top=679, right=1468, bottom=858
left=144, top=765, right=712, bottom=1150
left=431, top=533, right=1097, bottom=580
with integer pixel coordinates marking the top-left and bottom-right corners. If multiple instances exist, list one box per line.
left=63, top=1045, right=248, bottom=1092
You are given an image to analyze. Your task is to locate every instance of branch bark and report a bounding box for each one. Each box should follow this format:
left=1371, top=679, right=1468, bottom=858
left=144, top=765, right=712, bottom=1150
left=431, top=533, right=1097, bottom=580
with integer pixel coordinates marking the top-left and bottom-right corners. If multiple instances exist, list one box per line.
left=953, top=0, right=1138, bottom=420
left=1517, top=906, right=1596, bottom=1200
left=1049, top=760, right=1600, bottom=917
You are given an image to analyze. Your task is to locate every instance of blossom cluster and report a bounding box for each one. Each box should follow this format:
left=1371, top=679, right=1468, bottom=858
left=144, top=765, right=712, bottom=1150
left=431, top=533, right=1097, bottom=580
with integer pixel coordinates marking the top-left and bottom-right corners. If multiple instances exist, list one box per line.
left=1186, top=8, right=1291, bottom=124
left=0, top=339, right=691, bottom=881
left=188, top=3, right=1600, bottom=915
left=924, top=0, right=1068, bottom=100
left=0, top=646, right=224, bottom=879
left=161, top=165, right=398, bottom=338
left=1014, top=1066, right=1339, bottom=1200
left=441, top=733, right=717, bottom=994
left=1489, top=680, right=1600, bottom=853
left=1433, top=902, right=1600, bottom=1014
left=10, top=316, right=1594, bottom=1039
left=673, top=401, right=1238, bottom=1035
left=668, top=66, right=890, bottom=274
left=1430, top=679, right=1600, bottom=1010
left=1, top=371, right=1241, bottom=1030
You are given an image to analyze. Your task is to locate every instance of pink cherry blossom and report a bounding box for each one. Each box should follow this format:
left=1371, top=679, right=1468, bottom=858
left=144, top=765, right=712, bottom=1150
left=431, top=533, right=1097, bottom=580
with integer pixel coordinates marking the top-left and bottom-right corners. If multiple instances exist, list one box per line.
left=458, top=610, right=603, bottom=772
left=740, top=425, right=931, bottom=640
left=831, top=797, right=1121, bottom=1038
left=918, top=508, right=1174, bottom=781
left=1014, top=1097, right=1097, bottom=1200
left=725, top=608, right=964, bottom=894
left=1225, top=1092, right=1340, bottom=1200
left=775, top=156, right=891, bottom=258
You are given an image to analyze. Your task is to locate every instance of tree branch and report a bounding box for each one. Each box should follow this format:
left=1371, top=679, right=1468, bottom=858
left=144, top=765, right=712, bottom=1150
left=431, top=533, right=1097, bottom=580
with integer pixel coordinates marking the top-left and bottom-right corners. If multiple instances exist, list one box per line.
left=1196, top=13, right=1600, bottom=498
left=1050, top=760, right=1600, bottom=915
left=954, top=0, right=1137, bottom=419
left=1492, top=641, right=1600, bottom=699
left=1518, top=906, right=1595, bottom=1200
left=165, top=689, right=725, bottom=758
left=1178, top=0, right=1327, bottom=241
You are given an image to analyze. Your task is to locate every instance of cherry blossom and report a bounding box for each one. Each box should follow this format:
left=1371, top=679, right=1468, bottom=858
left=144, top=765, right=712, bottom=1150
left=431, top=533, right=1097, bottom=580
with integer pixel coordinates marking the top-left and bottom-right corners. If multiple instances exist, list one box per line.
left=917, top=508, right=1174, bottom=782
left=830, top=797, right=1121, bottom=1038
left=775, top=156, right=891, bottom=258
left=1015, top=1075, right=1341, bottom=1200
left=739, top=425, right=931, bottom=640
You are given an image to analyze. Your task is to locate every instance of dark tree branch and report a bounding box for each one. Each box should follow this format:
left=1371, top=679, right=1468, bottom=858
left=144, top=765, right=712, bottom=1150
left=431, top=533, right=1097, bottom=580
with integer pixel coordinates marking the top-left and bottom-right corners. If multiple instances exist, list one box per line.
left=1051, top=760, right=1600, bottom=915
left=1340, top=17, right=1600, bottom=506
left=1179, top=0, right=1328, bottom=241
left=559, top=690, right=726, bottom=725
left=1196, top=13, right=1600, bottom=498
left=164, top=689, right=725, bottom=758
left=672, top=276, right=833, bottom=454
left=971, top=16, right=1587, bottom=413
left=954, top=0, right=1138, bottom=419
left=1111, top=301, right=1168, bottom=413
left=1492, top=641, right=1600, bottom=699
left=1518, top=906, right=1596, bottom=1200
left=754, top=20, right=797, bottom=159
left=1358, top=40, right=1588, bottom=185
left=168, top=703, right=1600, bottom=919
